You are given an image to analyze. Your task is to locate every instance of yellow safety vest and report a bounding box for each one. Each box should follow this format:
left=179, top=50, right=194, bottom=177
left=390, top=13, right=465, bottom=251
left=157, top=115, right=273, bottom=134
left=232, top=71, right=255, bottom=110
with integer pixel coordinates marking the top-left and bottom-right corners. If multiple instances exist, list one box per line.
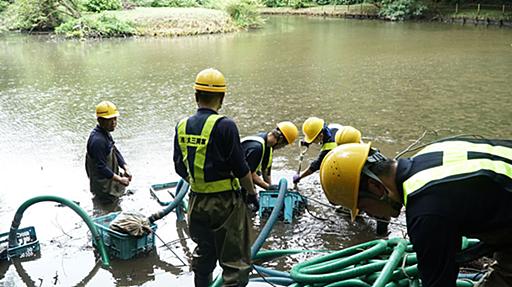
left=177, top=114, right=240, bottom=193
left=321, top=142, right=337, bottom=151
left=402, top=140, right=512, bottom=206
left=241, top=135, right=273, bottom=173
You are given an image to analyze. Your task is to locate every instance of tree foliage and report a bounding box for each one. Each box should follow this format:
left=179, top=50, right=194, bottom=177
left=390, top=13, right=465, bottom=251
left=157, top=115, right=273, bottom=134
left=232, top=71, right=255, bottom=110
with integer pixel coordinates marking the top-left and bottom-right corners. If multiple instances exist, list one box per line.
left=378, top=0, right=427, bottom=20
left=84, top=0, right=122, bottom=12
left=55, top=14, right=136, bottom=37
left=225, top=0, right=264, bottom=28
left=6, top=0, right=81, bottom=31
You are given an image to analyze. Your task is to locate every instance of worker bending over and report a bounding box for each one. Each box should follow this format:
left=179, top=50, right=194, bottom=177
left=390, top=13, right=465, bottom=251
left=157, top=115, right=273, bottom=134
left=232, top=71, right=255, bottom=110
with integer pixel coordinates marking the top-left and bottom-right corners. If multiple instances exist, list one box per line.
left=293, top=117, right=341, bottom=185
left=320, top=138, right=512, bottom=287
left=241, top=121, right=298, bottom=210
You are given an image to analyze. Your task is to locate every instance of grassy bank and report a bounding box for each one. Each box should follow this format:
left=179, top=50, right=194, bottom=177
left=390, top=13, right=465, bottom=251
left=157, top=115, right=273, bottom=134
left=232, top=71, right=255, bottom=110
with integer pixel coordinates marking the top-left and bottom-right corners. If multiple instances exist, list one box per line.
left=260, top=4, right=378, bottom=17
left=0, top=0, right=262, bottom=38
left=105, top=7, right=236, bottom=36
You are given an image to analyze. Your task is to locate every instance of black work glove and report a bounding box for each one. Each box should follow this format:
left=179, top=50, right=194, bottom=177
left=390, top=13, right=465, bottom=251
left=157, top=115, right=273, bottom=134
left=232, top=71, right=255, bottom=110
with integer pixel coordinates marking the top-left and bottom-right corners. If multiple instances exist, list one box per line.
left=376, top=219, right=390, bottom=237
left=246, top=193, right=260, bottom=212
left=300, top=140, right=310, bottom=147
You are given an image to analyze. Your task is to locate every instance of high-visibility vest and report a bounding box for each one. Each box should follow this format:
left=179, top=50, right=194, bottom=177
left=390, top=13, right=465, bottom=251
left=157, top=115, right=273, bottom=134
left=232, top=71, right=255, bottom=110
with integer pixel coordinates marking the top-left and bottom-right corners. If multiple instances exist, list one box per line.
left=321, top=142, right=337, bottom=151
left=241, top=135, right=273, bottom=173
left=177, top=114, right=240, bottom=193
left=402, top=140, right=512, bottom=206
left=321, top=124, right=341, bottom=151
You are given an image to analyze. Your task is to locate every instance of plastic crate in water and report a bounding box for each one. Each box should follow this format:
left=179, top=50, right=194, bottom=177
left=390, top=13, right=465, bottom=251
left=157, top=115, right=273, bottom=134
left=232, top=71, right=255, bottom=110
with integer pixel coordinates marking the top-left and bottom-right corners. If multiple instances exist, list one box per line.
left=93, top=212, right=157, bottom=260
left=258, top=189, right=306, bottom=223
left=0, top=226, right=40, bottom=261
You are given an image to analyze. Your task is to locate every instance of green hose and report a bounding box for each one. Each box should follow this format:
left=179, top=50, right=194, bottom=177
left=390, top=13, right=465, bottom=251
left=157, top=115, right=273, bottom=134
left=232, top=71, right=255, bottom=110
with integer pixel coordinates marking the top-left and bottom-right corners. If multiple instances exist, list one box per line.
left=290, top=239, right=388, bottom=283
left=373, top=239, right=408, bottom=287
left=7, top=195, right=110, bottom=267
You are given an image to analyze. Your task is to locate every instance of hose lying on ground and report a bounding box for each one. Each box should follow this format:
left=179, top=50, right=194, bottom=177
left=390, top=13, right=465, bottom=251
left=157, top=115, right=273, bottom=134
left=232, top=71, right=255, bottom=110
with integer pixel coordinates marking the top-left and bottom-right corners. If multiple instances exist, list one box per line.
left=250, top=237, right=480, bottom=287
left=7, top=195, right=110, bottom=267
left=147, top=180, right=190, bottom=223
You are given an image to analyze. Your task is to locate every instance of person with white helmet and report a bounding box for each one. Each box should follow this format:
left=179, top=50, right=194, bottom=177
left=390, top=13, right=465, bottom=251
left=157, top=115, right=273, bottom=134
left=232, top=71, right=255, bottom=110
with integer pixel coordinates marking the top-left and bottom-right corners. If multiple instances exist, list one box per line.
left=320, top=138, right=512, bottom=287
left=85, top=101, right=131, bottom=203
left=241, top=121, right=299, bottom=210
left=173, top=68, right=256, bottom=287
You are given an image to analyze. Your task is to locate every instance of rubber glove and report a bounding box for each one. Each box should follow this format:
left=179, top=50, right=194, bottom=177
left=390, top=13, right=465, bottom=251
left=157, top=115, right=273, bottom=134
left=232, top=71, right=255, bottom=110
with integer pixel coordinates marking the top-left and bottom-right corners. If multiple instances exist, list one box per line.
left=293, top=174, right=301, bottom=184
left=246, top=193, right=260, bottom=211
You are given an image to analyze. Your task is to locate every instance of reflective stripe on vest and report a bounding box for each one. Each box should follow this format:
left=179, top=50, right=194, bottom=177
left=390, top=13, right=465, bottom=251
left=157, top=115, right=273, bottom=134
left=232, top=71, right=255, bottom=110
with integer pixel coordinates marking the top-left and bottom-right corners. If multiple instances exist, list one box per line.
left=241, top=135, right=273, bottom=172
left=402, top=141, right=512, bottom=206
left=321, top=142, right=337, bottom=151
left=177, top=115, right=240, bottom=193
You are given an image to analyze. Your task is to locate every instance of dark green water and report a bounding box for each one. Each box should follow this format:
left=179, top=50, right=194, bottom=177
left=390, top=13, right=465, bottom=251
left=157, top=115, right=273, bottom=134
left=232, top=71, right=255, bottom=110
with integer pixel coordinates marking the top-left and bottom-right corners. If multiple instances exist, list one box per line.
left=0, top=16, right=511, bottom=286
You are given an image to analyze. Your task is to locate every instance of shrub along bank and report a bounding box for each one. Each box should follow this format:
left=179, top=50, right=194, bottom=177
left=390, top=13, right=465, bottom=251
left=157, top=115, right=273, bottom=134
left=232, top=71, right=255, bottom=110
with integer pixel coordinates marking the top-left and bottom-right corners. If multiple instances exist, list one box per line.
left=0, top=0, right=264, bottom=38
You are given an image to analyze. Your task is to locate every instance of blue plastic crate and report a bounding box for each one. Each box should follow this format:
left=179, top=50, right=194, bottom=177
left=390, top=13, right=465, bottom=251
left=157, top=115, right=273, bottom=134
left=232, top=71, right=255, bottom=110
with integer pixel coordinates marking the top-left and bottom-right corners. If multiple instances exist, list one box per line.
left=93, top=212, right=157, bottom=260
left=0, top=226, right=40, bottom=261
left=258, top=189, right=306, bottom=223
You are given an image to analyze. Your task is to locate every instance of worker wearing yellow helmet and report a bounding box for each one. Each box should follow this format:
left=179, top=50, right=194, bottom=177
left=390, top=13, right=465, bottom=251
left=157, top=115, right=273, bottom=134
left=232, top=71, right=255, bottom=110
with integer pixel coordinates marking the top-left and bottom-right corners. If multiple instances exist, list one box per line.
left=173, top=68, right=256, bottom=287
left=335, top=125, right=363, bottom=145
left=320, top=138, right=512, bottom=287
left=241, top=121, right=299, bottom=211
left=292, top=117, right=344, bottom=185
left=86, top=101, right=132, bottom=204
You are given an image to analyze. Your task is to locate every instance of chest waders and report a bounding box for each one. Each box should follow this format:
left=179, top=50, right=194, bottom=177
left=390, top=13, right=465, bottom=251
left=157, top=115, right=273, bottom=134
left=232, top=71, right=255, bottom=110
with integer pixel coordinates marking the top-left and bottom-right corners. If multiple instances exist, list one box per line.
left=177, top=114, right=240, bottom=193
left=241, top=135, right=273, bottom=174
left=402, top=140, right=512, bottom=206
left=86, top=145, right=125, bottom=199
left=178, top=114, right=251, bottom=286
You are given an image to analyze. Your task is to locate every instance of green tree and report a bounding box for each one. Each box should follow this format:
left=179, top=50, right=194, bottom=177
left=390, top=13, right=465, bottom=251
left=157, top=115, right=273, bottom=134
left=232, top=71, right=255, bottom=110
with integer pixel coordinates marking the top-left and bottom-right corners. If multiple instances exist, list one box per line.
left=7, top=0, right=81, bottom=30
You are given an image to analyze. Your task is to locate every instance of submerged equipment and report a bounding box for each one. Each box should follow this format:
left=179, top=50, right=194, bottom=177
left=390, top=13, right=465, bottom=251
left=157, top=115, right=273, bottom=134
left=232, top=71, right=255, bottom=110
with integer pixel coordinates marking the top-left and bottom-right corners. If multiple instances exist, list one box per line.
left=4, top=195, right=110, bottom=267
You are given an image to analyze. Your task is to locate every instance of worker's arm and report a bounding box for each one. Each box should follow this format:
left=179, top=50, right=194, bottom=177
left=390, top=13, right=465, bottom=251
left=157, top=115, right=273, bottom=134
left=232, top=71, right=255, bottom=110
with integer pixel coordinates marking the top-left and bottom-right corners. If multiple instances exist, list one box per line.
left=408, top=215, right=460, bottom=287
left=240, top=171, right=256, bottom=195
left=252, top=172, right=269, bottom=189
left=262, top=168, right=272, bottom=186
left=112, top=174, right=130, bottom=186
left=294, top=167, right=314, bottom=184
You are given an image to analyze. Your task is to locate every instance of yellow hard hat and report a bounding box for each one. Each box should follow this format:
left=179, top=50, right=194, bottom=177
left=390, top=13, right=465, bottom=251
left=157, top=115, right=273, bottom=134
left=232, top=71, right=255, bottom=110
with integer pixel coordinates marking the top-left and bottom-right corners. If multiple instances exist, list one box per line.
left=335, top=126, right=362, bottom=145
left=193, top=68, right=226, bottom=93
left=96, top=101, right=119, bottom=119
left=302, top=117, right=324, bottom=143
left=277, top=121, right=298, bottom=145
left=320, top=142, right=371, bottom=222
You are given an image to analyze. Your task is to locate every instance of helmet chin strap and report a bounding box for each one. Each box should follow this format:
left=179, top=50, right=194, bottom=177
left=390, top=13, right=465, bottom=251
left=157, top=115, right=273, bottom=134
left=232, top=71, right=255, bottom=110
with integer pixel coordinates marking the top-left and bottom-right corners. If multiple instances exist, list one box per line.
left=362, top=165, right=402, bottom=212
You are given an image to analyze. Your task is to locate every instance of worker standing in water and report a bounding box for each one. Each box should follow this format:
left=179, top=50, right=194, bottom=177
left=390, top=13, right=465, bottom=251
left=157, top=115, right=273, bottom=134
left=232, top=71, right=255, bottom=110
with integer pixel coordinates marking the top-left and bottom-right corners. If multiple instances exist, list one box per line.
left=292, top=117, right=341, bottom=185
left=241, top=121, right=299, bottom=211
left=85, top=100, right=131, bottom=204
left=173, top=68, right=256, bottom=287
left=320, top=138, right=512, bottom=287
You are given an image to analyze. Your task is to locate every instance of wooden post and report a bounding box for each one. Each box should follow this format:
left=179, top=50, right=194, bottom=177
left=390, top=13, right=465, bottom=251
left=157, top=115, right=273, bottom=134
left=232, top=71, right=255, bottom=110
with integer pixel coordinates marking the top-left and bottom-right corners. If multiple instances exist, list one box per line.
left=503, top=4, right=505, bottom=15
left=477, top=3, right=480, bottom=15
left=455, top=3, right=458, bottom=14
left=347, top=4, right=350, bottom=13
left=360, top=3, right=363, bottom=14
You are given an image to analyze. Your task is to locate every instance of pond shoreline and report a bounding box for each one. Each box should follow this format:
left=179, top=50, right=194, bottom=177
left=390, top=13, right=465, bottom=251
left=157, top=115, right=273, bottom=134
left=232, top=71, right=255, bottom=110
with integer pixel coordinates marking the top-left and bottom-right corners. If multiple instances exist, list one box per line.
left=259, top=6, right=512, bottom=28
